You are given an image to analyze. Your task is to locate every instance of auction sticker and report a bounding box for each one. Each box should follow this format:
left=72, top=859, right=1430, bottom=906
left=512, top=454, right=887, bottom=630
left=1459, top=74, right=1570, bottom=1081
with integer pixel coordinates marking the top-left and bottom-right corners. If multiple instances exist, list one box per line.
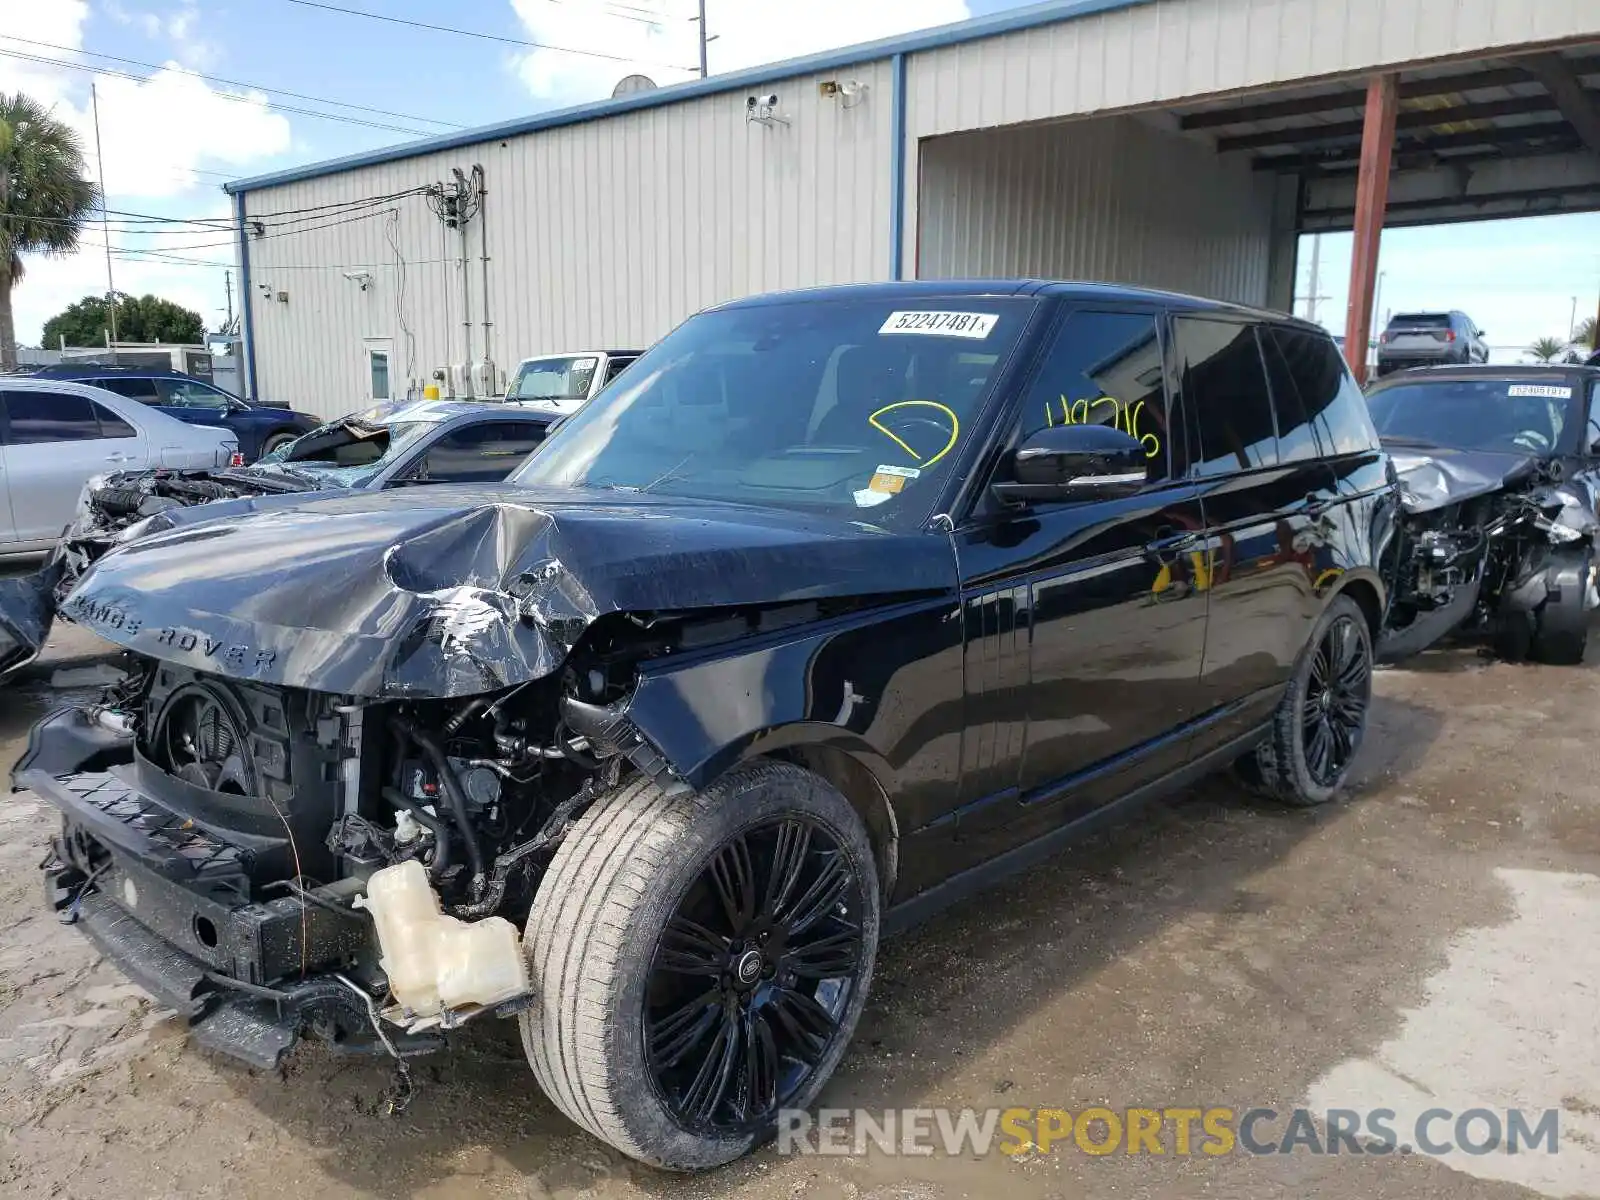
left=880, top=311, right=998, bottom=339
left=1507, top=384, right=1572, bottom=398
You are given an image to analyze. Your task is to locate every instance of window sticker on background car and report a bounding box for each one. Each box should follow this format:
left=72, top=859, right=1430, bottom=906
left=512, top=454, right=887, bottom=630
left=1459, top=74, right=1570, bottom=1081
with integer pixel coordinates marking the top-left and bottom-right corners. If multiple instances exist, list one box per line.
left=879, top=311, right=998, bottom=339
left=1507, top=384, right=1573, bottom=399
left=868, top=400, right=960, bottom=467
left=1045, top=393, right=1161, bottom=460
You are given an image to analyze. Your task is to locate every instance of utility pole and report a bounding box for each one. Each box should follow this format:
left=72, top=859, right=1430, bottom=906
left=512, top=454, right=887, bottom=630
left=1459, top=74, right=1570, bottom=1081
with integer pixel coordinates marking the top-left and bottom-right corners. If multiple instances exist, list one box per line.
left=696, top=0, right=709, bottom=78
left=90, top=82, right=119, bottom=362
left=1306, top=234, right=1322, bottom=321
left=224, top=269, right=234, bottom=333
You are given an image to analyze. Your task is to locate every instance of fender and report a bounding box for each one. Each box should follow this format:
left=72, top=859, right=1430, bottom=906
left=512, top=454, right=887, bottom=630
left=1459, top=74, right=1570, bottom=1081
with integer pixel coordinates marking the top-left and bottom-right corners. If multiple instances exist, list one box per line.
left=610, top=595, right=958, bottom=791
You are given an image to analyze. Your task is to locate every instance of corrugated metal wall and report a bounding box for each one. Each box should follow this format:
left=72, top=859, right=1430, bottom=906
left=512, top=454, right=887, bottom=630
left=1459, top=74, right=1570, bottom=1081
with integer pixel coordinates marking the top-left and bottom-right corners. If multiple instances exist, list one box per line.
left=900, top=0, right=1600, bottom=268
left=917, top=116, right=1277, bottom=306
left=906, top=0, right=1600, bottom=140
left=244, top=59, right=898, bottom=417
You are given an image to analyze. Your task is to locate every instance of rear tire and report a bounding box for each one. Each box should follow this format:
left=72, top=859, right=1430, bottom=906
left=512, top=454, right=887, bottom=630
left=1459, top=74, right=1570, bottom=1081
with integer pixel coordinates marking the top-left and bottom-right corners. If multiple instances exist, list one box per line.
left=1241, top=596, right=1373, bottom=807
left=259, top=432, right=297, bottom=457
left=520, top=762, right=879, bottom=1170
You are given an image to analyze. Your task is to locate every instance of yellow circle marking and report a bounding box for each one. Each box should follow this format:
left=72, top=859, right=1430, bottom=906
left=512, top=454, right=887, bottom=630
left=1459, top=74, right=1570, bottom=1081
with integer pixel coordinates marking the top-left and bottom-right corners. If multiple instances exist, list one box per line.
left=868, top=400, right=961, bottom=468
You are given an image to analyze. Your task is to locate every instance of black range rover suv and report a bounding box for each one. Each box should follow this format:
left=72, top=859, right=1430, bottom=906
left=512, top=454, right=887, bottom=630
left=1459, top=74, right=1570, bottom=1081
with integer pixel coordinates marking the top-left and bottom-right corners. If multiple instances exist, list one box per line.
left=23, top=282, right=1394, bottom=1170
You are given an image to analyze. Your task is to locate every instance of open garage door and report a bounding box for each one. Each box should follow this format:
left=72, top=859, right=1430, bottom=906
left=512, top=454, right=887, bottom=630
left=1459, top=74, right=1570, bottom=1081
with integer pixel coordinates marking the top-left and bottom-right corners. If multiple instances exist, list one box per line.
left=914, top=114, right=1300, bottom=310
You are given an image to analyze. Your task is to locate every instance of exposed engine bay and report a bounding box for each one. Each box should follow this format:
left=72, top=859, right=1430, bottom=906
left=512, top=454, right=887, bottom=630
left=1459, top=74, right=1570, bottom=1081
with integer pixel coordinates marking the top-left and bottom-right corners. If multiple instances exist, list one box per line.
left=52, top=468, right=321, bottom=603
left=1381, top=448, right=1600, bottom=662
left=21, top=591, right=845, bottom=1071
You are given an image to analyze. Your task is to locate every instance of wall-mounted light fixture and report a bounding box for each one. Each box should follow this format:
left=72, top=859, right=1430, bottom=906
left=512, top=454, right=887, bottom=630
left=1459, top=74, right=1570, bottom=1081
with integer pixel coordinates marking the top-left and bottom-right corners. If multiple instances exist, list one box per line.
left=819, top=79, right=868, bottom=109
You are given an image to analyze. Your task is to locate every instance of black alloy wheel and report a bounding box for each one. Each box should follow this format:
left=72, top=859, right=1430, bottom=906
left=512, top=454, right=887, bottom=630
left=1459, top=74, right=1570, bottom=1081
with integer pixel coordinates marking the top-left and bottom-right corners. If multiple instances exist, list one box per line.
left=643, top=816, right=867, bottom=1135
left=1300, top=611, right=1372, bottom=789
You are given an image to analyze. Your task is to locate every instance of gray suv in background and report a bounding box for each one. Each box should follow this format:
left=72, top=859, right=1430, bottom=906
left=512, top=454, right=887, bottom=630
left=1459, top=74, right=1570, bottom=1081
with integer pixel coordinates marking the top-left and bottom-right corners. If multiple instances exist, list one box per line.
left=1376, top=311, right=1490, bottom=376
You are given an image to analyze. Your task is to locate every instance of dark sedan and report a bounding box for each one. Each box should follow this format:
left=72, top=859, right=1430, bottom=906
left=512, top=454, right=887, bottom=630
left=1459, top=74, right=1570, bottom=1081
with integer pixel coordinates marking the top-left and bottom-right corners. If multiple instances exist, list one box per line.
left=30, top=366, right=321, bottom=460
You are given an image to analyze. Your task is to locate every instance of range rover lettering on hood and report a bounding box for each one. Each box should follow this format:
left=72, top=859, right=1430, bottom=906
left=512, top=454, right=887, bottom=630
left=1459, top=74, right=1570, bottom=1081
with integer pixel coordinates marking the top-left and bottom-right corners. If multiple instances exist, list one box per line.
left=58, top=485, right=956, bottom=698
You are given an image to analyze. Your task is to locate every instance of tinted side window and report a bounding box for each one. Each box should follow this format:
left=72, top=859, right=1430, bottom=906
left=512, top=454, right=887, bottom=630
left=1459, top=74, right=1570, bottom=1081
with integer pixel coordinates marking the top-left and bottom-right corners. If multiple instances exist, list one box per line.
left=603, top=357, right=636, bottom=385
left=1587, top=382, right=1600, bottom=454
left=1260, top=328, right=1327, bottom=464
left=1272, top=327, right=1380, bottom=456
left=421, top=422, right=549, bottom=483
left=96, top=377, right=161, bottom=402
left=156, top=379, right=230, bottom=409
left=1018, top=310, right=1178, bottom=481
left=1172, top=317, right=1278, bottom=475
left=2, top=391, right=103, bottom=444
left=94, top=402, right=138, bottom=439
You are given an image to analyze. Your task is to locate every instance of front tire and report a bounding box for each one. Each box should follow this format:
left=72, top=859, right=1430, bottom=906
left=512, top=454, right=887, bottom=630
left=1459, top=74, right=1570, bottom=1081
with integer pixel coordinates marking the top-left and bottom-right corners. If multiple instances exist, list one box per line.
left=259, top=431, right=298, bottom=457
left=1531, top=550, right=1592, bottom=665
left=1242, top=595, right=1374, bottom=807
left=520, top=762, right=879, bottom=1170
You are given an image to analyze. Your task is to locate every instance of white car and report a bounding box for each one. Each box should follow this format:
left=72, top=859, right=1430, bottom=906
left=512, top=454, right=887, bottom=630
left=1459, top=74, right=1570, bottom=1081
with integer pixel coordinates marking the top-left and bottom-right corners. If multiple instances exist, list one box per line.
left=502, top=349, right=641, bottom=414
left=0, top=377, right=238, bottom=559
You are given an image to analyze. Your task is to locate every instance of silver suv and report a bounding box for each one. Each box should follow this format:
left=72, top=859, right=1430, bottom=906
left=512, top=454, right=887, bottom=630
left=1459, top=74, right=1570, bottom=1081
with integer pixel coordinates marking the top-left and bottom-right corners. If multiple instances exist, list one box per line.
left=1376, top=311, right=1489, bottom=377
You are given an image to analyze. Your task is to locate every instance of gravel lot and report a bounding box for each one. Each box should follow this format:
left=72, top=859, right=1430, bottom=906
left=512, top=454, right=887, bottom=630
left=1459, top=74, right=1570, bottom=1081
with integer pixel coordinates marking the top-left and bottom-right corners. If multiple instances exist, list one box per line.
left=0, top=620, right=1595, bottom=1200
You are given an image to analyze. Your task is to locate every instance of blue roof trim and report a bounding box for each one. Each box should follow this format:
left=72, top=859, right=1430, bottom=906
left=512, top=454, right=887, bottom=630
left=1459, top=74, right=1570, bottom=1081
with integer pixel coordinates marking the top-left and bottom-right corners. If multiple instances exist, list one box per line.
left=224, top=0, right=1154, bottom=195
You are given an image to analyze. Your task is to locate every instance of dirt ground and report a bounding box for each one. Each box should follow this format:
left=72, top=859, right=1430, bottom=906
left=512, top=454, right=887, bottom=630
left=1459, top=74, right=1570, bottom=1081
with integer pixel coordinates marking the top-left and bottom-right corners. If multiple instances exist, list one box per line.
left=0, top=620, right=1596, bottom=1200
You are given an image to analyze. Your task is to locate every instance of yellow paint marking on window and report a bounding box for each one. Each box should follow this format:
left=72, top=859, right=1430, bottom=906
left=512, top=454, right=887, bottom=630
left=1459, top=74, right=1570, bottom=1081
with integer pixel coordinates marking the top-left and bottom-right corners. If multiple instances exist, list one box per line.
left=1049, top=393, right=1162, bottom=460
left=868, top=400, right=961, bottom=468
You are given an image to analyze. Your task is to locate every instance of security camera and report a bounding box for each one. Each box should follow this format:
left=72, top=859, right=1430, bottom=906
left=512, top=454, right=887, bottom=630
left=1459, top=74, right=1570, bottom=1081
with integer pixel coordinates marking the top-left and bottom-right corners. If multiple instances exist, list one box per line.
left=342, top=270, right=374, bottom=292
left=749, top=93, right=778, bottom=108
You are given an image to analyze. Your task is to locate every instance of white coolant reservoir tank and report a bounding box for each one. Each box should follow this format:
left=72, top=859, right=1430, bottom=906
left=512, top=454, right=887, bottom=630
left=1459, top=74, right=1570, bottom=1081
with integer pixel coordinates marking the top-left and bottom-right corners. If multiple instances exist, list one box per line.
left=355, top=859, right=530, bottom=1017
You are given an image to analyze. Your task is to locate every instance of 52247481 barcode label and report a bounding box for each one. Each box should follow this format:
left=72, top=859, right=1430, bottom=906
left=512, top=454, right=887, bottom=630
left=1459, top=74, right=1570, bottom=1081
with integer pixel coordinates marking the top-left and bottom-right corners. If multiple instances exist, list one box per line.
left=879, top=311, right=999, bottom=339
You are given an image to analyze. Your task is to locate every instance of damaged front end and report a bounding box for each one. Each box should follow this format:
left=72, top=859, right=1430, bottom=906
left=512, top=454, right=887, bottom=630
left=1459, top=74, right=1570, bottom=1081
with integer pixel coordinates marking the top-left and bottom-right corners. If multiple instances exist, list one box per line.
left=21, top=489, right=950, bottom=1068
left=1381, top=448, right=1600, bottom=661
left=21, top=651, right=658, bottom=1068
left=0, top=469, right=324, bottom=681
left=54, top=468, right=322, bottom=603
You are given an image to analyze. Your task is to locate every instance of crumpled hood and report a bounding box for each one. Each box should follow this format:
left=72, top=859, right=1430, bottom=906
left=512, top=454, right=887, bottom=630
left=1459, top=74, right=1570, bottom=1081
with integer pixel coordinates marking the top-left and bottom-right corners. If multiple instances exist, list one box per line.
left=58, top=484, right=955, bottom=698
left=1384, top=443, right=1541, bottom=514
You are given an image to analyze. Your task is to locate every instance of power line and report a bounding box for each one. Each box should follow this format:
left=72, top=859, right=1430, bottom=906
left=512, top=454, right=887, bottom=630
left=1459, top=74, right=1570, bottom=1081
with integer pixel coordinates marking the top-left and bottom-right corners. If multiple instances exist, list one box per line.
left=279, top=0, right=696, bottom=71
left=0, top=48, right=434, bottom=136
left=538, top=0, right=694, bottom=25
left=0, top=34, right=464, bottom=130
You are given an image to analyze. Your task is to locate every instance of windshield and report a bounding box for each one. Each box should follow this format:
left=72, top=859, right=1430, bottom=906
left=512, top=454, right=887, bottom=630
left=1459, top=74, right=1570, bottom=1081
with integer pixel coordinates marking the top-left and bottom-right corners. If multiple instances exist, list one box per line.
left=258, top=406, right=441, bottom=486
left=507, top=356, right=600, bottom=401
left=509, top=297, right=1033, bottom=527
left=1366, top=378, right=1579, bottom=455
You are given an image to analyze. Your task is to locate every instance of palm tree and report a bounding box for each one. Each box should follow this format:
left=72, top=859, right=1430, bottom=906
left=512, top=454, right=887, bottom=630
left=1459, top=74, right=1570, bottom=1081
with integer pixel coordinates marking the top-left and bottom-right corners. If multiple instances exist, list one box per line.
left=1526, top=336, right=1569, bottom=363
left=0, top=92, right=99, bottom=370
left=1575, top=316, right=1598, bottom=352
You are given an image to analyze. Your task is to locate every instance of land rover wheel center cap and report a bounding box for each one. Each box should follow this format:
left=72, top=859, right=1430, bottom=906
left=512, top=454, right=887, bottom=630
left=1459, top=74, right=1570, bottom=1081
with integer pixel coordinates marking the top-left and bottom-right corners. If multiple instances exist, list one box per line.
left=734, top=949, right=764, bottom=986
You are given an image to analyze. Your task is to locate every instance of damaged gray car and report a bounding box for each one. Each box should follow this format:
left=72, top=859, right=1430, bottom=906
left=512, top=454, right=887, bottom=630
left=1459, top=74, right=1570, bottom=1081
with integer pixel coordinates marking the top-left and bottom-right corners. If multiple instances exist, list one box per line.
left=1371, top=365, right=1600, bottom=662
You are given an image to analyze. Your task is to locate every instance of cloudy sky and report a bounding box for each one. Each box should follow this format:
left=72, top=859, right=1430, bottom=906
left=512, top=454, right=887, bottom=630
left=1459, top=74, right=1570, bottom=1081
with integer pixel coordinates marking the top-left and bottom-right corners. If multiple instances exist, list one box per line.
left=2, top=0, right=1598, bottom=358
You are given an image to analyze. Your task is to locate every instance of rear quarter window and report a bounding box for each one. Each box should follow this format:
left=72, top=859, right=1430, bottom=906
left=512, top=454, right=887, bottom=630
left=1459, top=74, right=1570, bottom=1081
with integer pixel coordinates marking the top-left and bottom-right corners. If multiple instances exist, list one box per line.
left=1270, top=327, right=1379, bottom=456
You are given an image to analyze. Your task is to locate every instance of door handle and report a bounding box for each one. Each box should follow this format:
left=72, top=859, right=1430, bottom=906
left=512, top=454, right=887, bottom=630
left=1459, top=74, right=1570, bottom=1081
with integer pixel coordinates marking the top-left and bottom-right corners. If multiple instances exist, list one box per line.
left=1306, top=493, right=1334, bottom=521
left=104, top=452, right=128, bottom=464
left=1144, top=528, right=1200, bottom=564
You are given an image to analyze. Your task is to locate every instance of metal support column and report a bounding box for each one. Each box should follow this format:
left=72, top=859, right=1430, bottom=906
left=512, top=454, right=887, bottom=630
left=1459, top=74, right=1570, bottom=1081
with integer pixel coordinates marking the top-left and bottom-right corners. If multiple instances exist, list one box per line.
left=1343, top=74, right=1398, bottom=385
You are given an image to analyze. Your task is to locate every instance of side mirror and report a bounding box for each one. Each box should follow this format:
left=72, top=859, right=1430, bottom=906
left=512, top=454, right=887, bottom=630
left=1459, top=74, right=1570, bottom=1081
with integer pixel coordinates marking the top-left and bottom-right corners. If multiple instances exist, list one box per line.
left=992, top=424, right=1148, bottom=505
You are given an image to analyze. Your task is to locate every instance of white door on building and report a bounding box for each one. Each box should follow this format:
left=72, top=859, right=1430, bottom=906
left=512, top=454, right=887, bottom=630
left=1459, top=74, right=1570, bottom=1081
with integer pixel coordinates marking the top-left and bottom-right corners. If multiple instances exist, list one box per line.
left=364, top=339, right=394, bottom=402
